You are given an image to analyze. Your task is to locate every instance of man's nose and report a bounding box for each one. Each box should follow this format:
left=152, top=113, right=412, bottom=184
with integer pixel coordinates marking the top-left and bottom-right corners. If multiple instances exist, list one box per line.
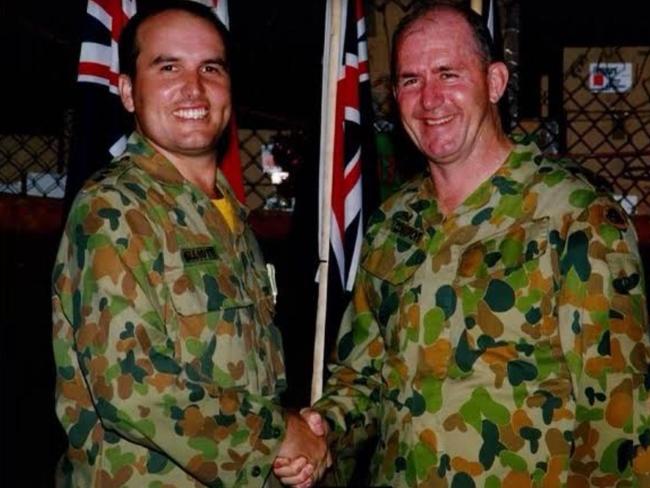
left=181, top=71, right=204, bottom=97
left=420, top=79, right=443, bottom=110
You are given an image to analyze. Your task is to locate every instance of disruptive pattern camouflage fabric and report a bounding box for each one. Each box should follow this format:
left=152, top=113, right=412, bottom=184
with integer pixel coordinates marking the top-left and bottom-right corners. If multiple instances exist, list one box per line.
left=52, top=132, right=286, bottom=487
left=316, top=142, right=650, bottom=487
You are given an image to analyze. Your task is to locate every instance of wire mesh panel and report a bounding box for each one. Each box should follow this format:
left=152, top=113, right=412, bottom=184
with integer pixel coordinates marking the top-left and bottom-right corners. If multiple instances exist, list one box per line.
left=0, top=134, right=67, bottom=198
left=3, top=1, right=650, bottom=218
left=0, top=121, right=299, bottom=211
left=238, top=128, right=295, bottom=210
left=563, top=47, right=650, bottom=214
left=366, top=0, right=650, bottom=216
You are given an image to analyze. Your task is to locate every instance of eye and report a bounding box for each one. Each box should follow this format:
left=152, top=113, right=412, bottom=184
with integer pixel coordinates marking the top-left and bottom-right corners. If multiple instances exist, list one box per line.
left=202, top=64, right=226, bottom=75
left=160, top=64, right=177, bottom=72
left=440, top=72, right=458, bottom=80
left=399, top=77, right=419, bottom=88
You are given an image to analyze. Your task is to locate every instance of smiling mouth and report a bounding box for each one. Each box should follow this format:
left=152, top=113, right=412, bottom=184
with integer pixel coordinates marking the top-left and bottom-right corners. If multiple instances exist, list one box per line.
left=173, top=108, right=209, bottom=120
left=423, top=115, right=454, bottom=126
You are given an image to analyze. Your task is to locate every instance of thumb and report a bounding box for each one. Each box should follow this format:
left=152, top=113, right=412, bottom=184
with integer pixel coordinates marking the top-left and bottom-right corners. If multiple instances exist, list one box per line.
left=300, top=408, right=328, bottom=437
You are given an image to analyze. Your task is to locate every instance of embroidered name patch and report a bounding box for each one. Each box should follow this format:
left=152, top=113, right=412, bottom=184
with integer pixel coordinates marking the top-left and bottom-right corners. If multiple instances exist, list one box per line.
left=181, top=246, right=218, bottom=265
left=391, top=219, right=423, bottom=243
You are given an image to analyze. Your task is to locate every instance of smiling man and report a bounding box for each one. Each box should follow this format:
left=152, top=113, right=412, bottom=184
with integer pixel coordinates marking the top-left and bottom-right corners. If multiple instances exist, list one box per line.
left=52, top=1, right=328, bottom=486
left=277, top=1, right=650, bottom=487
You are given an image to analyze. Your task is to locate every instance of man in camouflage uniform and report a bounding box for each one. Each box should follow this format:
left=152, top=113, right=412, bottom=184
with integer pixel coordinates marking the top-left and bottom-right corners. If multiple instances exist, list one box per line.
left=277, top=2, right=650, bottom=487
left=52, top=1, right=327, bottom=486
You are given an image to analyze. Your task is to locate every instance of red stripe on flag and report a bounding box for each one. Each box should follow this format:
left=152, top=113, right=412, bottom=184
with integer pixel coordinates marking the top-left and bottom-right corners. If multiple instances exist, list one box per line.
left=220, top=116, right=246, bottom=203
left=92, top=0, right=130, bottom=41
left=343, top=160, right=361, bottom=192
left=78, top=61, right=119, bottom=86
left=326, top=0, right=370, bottom=290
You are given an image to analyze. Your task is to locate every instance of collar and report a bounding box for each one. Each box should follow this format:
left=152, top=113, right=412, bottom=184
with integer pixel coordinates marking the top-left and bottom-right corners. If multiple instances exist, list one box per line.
left=399, top=141, right=542, bottom=231
left=121, top=131, right=250, bottom=225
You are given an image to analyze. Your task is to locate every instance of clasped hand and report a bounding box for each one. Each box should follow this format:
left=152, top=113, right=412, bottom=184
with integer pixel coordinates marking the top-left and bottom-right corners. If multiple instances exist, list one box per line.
left=274, top=409, right=331, bottom=487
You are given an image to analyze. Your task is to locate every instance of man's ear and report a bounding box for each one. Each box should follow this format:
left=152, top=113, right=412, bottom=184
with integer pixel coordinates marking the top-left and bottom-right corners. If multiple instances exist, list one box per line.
left=487, top=61, right=509, bottom=104
left=118, top=74, right=135, bottom=113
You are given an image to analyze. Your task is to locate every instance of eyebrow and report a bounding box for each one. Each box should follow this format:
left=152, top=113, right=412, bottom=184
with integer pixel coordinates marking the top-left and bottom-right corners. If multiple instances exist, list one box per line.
left=150, top=55, right=228, bottom=67
left=151, top=55, right=179, bottom=66
left=397, top=64, right=457, bottom=78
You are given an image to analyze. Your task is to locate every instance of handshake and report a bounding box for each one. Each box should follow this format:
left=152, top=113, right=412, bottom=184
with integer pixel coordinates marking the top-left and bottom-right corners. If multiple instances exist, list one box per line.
left=274, top=409, right=332, bottom=488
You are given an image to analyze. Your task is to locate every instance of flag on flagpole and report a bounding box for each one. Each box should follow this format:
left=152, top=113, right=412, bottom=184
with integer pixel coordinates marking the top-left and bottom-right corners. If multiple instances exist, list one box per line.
left=313, top=0, right=376, bottom=400
left=64, top=0, right=134, bottom=208
left=65, top=0, right=245, bottom=208
left=320, top=0, right=373, bottom=293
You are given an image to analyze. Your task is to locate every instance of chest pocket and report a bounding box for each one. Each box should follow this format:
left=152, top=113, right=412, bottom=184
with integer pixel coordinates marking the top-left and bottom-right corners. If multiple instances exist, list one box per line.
left=362, top=221, right=427, bottom=286
left=165, top=262, right=258, bottom=390
left=452, top=218, right=550, bottom=352
left=360, top=221, right=428, bottom=350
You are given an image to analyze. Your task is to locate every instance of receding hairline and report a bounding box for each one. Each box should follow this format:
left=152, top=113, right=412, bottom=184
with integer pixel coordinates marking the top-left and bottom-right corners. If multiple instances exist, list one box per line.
left=390, top=2, right=496, bottom=86
left=119, top=1, right=231, bottom=80
left=136, top=8, right=226, bottom=43
left=396, top=7, right=488, bottom=66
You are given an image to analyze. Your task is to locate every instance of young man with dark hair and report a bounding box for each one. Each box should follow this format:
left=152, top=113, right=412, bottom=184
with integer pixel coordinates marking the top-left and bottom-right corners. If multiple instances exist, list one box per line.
left=53, top=1, right=328, bottom=486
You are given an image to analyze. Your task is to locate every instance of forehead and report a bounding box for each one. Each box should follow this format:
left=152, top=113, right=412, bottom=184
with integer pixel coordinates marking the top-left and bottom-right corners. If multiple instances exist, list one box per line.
left=136, top=10, right=225, bottom=54
left=396, top=11, right=478, bottom=64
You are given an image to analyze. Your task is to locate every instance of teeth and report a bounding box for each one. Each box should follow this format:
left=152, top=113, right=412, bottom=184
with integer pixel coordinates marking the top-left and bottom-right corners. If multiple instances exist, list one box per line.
left=174, top=108, right=208, bottom=120
left=424, top=115, right=453, bottom=126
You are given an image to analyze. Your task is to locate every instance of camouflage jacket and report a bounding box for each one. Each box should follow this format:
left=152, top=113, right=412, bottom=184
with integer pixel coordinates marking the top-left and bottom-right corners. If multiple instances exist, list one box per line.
left=315, top=143, right=650, bottom=487
left=52, top=132, right=286, bottom=487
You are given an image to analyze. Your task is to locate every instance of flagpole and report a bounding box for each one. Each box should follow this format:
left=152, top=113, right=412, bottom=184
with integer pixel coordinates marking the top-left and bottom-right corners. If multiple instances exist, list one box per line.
left=312, top=0, right=343, bottom=404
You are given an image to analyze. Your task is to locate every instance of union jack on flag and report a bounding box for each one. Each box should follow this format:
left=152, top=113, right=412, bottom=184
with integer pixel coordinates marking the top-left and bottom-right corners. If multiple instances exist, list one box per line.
left=322, top=0, right=372, bottom=292
left=66, top=0, right=244, bottom=204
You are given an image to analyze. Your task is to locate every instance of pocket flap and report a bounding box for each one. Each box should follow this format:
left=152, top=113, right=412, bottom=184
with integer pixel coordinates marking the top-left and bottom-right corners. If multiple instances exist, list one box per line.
left=456, top=218, right=549, bottom=284
left=166, top=264, right=253, bottom=317
left=361, top=220, right=427, bottom=285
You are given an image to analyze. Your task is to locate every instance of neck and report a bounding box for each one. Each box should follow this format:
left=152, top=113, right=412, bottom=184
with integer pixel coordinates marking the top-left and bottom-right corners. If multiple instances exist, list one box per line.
left=150, top=141, right=219, bottom=198
left=429, top=127, right=513, bottom=215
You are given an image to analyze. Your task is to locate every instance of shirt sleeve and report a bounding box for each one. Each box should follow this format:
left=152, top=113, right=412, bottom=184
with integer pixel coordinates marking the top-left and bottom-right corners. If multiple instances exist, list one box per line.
left=52, top=187, right=286, bottom=487
left=556, top=198, right=650, bottom=484
left=313, top=266, right=384, bottom=481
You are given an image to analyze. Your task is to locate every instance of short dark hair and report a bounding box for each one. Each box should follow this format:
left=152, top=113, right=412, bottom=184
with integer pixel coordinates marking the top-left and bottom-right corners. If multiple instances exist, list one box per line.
left=390, top=0, right=497, bottom=86
left=118, top=0, right=231, bottom=79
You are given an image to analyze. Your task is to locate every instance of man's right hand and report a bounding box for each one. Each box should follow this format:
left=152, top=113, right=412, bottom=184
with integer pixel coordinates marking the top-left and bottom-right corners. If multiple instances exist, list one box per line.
left=274, top=409, right=331, bottom=487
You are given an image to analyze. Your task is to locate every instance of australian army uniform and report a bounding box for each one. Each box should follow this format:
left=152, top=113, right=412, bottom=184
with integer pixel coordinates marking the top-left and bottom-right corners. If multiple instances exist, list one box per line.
left=316, top=142, right=650, bottom=487
left=52, top=132, right=286, bottom=487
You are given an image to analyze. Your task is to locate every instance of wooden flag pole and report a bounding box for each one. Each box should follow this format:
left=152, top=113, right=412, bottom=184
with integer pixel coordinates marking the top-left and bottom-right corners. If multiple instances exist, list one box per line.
left=312, top=0, right=343, bottom=404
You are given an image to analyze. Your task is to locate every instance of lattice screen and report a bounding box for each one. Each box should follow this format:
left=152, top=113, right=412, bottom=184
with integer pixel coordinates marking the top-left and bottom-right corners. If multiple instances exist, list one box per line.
left=3, top=1, right=650, bottom=216
left=0, top=119, right=295, bottom=211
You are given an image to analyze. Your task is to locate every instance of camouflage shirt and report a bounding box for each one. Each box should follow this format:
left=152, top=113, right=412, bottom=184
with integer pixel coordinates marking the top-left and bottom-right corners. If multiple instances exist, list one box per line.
left=52, top=132, right=287, bottom=487
left=315, top=143, right=650, bottom=487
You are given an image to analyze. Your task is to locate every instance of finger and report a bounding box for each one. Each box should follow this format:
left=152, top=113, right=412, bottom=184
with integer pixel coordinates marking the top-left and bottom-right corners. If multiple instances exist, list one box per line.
left=279, top=464, right=314, bottom=486
left=272, top=456, right=292, bottom=469
left=295, top=479, right=314, bottom=488
left=274, top=457, right=309, bottom=478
